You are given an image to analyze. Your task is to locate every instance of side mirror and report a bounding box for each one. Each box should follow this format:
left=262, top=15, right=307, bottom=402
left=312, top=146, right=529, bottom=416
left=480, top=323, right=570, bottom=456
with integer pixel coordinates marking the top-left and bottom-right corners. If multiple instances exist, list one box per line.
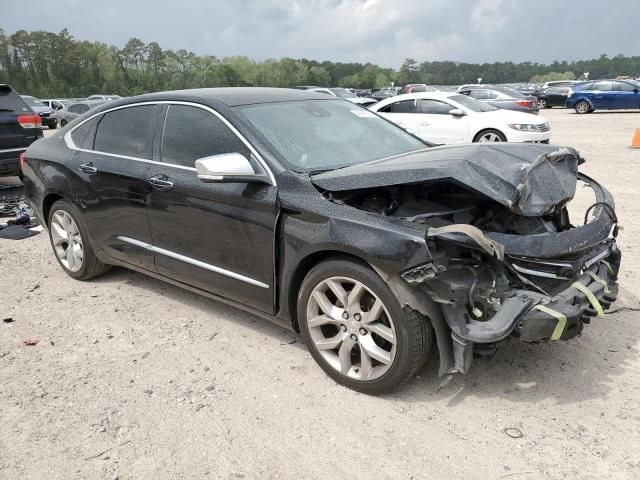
left=449, top=108, right=465, bottom=117
left=195, top=152, right=270, bottom=184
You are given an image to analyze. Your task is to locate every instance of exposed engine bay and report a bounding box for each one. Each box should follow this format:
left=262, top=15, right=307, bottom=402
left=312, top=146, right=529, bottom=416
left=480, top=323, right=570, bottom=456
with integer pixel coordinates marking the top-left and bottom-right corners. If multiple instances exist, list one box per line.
left=313, top=144, right=621, bottom=378
left=326, top=181, right=567, bottom=236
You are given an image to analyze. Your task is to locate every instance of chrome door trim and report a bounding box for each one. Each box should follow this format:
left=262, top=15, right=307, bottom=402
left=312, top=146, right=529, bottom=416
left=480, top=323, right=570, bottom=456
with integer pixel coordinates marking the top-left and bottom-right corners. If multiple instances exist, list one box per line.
left=63, top=100, right=277, bottom=184
left=117, top=236, right=269, bottom=289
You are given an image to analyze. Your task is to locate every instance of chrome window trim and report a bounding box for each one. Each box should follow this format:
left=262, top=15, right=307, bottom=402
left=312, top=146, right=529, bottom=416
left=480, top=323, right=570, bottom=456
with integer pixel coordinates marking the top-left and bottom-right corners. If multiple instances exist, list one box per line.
left=63, top=100, right=277, bottom=185
left=0, top=147, right=27, bottom=154
left=118, top=236, right=269, bottom=289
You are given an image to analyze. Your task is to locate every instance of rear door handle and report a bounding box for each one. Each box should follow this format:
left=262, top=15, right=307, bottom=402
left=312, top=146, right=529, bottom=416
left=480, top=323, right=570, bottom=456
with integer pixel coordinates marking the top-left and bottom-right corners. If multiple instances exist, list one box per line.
left=148, top=175, right=173, bottom=189
left=79, top=162, right=97, bottom=174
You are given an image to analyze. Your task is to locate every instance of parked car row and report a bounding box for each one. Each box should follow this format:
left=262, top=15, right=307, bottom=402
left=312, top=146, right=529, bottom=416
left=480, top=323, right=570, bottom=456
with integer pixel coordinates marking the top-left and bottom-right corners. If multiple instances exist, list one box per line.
left=369, top=92, right=550, bottom=145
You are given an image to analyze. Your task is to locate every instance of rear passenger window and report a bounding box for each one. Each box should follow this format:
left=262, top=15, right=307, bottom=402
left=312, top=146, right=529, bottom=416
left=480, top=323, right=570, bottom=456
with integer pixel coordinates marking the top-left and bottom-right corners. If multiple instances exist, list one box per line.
left=387, top=100, right=415, bottom=113
left=419, top=100, right=454, bottom=114
left=161, top=105, right=250, bottom=168
left=70, top=117, right=99, bottom=149
left=94, top=105, right=156, bottom=159
left=469, top=89, right=492, bottom=100
left=593, top=81, right=614, bottom=91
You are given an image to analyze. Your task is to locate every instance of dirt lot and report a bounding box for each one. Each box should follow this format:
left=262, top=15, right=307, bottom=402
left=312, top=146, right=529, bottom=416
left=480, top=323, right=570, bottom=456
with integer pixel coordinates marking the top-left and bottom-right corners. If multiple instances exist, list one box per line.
left=1, top=110, right=639, bottom=480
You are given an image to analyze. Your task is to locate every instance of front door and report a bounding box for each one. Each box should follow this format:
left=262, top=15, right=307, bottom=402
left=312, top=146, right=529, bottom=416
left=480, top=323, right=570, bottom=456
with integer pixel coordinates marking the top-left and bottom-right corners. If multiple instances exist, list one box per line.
left=613, top=81, right=640, bottom=109
left=64, top=105, right=159, bottom=271
left=146, top=104, right=278, bottom=314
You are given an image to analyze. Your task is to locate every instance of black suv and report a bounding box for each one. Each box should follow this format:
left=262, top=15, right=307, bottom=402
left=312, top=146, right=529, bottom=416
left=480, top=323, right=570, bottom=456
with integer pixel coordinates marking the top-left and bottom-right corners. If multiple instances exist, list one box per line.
left=0, top=84, right=43, bottom=176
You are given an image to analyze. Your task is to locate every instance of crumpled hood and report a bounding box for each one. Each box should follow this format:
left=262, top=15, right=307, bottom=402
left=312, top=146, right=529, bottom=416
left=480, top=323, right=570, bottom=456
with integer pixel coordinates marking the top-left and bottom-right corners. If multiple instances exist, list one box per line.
left=311, top=143, right=583, bottom=216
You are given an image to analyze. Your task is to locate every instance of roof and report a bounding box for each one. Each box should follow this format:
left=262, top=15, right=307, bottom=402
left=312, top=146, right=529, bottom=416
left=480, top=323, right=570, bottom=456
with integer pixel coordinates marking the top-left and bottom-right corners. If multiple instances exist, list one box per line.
left=112, top=87, right=333, bottom=108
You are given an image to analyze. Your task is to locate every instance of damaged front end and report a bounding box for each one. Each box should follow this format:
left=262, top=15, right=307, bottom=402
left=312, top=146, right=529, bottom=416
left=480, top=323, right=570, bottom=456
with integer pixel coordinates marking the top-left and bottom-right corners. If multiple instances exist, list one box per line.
left=313, top=143, right=621, bottom=376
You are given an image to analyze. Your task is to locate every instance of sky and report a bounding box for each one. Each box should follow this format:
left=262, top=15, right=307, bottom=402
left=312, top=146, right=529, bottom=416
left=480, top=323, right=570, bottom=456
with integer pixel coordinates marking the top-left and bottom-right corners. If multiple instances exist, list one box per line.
left=2, top=0, right=636, bottom=68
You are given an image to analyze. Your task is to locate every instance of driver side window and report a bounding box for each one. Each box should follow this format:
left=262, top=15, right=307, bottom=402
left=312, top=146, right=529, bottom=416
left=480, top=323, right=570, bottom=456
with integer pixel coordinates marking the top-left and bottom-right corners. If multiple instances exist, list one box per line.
left=161, top=104, right=250, bottom=168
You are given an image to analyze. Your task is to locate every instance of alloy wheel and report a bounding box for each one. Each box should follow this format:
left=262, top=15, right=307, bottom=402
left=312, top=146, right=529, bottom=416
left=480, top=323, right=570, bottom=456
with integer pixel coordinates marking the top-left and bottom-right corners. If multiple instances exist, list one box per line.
left=479, top=132, right=503, bottom=142
left=576, top=101, right=590, bottom=114
left=305, top=276, right=397, bottom=381
left=50, top=210, right=84, bottom=272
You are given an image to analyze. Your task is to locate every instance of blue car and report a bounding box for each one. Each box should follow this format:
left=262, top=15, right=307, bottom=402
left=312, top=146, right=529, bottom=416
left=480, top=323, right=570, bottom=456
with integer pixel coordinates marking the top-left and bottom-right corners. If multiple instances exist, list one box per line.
left=566, top=79, right=640, bottom=114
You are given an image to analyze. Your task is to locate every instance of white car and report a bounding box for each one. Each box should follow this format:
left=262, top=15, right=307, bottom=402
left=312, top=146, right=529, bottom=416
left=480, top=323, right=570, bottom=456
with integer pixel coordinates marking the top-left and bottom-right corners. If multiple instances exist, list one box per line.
left=369, top=92, right=551, bottom=145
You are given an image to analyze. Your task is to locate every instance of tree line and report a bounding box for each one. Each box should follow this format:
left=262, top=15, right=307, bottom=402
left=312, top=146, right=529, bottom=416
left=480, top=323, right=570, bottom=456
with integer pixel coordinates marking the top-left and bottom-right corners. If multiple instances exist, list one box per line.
left=1, top=29, right=639, bottom=98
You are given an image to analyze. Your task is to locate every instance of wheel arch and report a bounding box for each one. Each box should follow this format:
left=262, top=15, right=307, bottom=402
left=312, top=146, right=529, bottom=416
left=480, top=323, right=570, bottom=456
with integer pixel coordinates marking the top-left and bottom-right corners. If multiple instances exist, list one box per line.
left=472, top=127, right=506, bottom=143
left=288, top=249, right=372, bottom=331
left=42, top=193, right=65, bottom=226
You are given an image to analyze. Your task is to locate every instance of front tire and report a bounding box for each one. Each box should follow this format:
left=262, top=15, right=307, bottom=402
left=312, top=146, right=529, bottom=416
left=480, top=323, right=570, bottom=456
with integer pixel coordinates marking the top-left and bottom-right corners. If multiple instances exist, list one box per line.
left=60, top=119, right=67, bottom=127
left=538, top=98, right=548, bottom=109
left=48, top=199, right=110, bottom=280
left=575, top=100, right=591, bottom=114
left=297, top=259, right=431, bottom=394
left=473, top=129, right=507, bottom=142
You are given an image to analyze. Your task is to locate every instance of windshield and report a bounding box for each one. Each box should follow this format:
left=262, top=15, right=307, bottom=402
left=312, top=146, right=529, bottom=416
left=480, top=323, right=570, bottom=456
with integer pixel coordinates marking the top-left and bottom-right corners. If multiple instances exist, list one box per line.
left=236, top=99, right=427, bottom=172
left=330, top=88, right=356, bottom=99
left=449, top=94, right=496, bottom=112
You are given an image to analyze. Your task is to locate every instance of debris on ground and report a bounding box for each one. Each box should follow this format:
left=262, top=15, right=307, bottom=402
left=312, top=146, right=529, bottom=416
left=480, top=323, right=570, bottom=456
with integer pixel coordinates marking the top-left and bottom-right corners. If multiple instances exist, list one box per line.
left=22, top=339, right=39, bottom=346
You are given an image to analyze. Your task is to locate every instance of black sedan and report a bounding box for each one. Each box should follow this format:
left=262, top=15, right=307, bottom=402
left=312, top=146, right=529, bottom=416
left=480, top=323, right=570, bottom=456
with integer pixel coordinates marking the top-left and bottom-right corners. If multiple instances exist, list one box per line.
left=535, top=86, right=572, bottom=109
left=22, top=88, right=621, bottom=393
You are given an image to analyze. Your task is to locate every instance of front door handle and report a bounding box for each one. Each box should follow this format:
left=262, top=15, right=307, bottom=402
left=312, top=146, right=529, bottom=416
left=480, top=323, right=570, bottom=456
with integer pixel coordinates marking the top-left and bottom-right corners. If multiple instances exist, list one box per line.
left=79, top=162, right=97, bottom=174
left=149, top=174, right=173, bottom=190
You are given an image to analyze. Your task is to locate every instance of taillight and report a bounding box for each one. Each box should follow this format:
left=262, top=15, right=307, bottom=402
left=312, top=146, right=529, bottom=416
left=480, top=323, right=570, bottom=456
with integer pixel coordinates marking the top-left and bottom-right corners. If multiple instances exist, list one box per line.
left=19, top=152, right=25, bottom=172
left=17, top=114, right=42, bottom=128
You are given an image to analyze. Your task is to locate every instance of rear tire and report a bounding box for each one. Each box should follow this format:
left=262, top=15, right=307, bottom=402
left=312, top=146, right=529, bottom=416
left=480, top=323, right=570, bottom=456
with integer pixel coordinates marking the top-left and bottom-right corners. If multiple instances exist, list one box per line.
left=60, top=119, right=67, bottom=127
left=297, top=259, right=431, bottom=394
left=538, top=98, right=548, bottom=109
left=47, top=199, right=110, bottom=280
left=473, top=129, right=507, bottom=142
left=575, top=100, right=591, bottom=114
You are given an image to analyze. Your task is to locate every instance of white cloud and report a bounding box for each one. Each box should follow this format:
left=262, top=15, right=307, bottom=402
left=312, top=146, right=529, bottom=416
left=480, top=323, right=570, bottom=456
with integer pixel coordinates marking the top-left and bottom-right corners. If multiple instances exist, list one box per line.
left=1, top=0, right=637, bottom=67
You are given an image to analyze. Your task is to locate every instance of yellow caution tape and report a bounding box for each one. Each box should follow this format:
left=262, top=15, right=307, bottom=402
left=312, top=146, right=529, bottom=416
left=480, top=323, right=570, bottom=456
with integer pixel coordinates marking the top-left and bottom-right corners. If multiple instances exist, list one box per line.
left=601, top=260, right=615, bottom=277
left=533, top=304, right=567, bottom=341
left=572, top=281, right=605, bottom=316
left=586, top=271, right=610, bottom=294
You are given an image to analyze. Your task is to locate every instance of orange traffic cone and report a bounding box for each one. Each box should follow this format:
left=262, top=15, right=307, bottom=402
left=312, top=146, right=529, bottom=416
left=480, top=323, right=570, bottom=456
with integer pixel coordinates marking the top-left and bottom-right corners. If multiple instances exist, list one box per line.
left=632, top=129, right=640, bottom=148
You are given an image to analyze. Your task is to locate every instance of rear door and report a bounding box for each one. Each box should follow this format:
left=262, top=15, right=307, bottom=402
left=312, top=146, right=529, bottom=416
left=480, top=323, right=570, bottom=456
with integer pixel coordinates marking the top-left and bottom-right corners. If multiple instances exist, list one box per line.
left=65, top=104, right=159, bottom=270
left=376, top=99, right=418, bottom=134
left=146, top=103, right=278, bottom=314
left=416, top=99, right=468, bottom=144
left=613, top=81, right=640, bottom=109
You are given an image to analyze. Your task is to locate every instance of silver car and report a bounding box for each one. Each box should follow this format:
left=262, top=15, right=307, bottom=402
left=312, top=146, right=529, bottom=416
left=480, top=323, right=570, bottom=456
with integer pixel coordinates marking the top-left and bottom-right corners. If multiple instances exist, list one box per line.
left=456, top=85, right=540, bottom=114
left=58, top=100, right=106, bottom=127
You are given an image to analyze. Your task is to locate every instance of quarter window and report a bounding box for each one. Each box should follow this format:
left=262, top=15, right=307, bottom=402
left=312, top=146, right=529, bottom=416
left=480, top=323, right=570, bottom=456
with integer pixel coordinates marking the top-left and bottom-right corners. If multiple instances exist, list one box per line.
left=70, top=117, right=99, bottom=149
left=161, top=105, right=250, bottom=168
left=94, top=105, right=156, bottom=159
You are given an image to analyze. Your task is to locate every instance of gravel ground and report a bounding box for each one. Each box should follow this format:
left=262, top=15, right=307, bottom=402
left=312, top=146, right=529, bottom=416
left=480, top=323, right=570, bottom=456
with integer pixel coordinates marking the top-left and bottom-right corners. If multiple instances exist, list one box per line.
left=1, top=110, right=639, bottom=480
